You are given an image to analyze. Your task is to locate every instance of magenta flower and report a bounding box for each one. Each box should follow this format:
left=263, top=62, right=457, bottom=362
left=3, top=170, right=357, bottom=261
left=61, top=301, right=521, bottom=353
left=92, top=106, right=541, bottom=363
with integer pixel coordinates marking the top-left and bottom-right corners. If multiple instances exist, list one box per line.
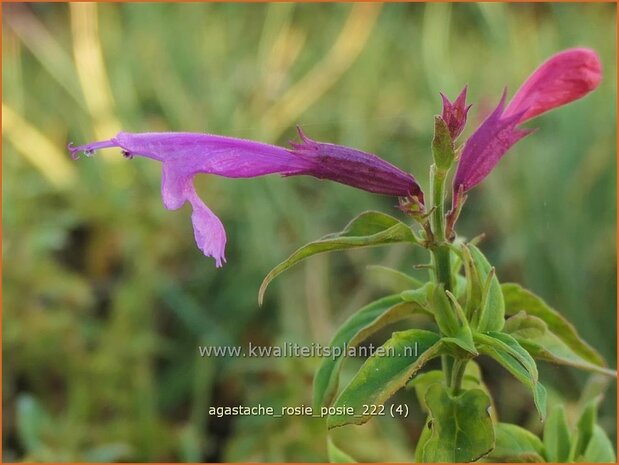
left=504, top=48, right=602, bottom=121
left=68, top=129, right=420, bottom=266
left=453, top=48, right=602, bottom=194
left=440, top=86, right=471, bottom=140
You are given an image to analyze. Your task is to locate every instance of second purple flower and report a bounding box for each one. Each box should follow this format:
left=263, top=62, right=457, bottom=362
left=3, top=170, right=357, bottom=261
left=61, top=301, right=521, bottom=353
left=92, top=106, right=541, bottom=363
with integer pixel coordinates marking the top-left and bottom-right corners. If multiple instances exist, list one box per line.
left=453, top=48, right=602, bottom=195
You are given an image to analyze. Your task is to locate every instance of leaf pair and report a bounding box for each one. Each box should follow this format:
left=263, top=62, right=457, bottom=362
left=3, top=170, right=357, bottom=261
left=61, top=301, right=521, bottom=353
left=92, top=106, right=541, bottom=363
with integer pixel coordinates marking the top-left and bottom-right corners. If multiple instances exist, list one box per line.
left=312, top=290, right=433, bottom=411
left=502, top=283, right=614, bottom=376
left=474, top=330, right=547, bottom=419
left=326, top=329, right=442, bottom=429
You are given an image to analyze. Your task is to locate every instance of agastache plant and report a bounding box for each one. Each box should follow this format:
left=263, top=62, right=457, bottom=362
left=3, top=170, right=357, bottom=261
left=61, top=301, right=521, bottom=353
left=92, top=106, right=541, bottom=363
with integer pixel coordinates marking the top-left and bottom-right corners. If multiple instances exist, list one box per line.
left=71, top=48, right=615, bottom=462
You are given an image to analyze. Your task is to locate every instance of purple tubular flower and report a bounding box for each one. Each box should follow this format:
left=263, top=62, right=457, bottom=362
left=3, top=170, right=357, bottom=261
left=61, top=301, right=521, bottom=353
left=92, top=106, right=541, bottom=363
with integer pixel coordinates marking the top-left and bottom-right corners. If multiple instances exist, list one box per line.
left=453, top=48, right=602, bottom=195
left=68, top=129, right=420, bottom=266
left=288, top=127, right=423, bottom=201
left=69, top=132, right=317, bottom=267
left=452, top=91, right=533, bottom=193
left=440, top=86, right=471, bottom=140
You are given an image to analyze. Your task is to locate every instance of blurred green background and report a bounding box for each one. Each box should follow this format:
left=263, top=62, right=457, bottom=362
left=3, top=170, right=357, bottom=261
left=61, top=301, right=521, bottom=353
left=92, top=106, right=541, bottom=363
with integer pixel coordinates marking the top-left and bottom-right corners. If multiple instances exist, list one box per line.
left=2, top=2, right=616, bottom=462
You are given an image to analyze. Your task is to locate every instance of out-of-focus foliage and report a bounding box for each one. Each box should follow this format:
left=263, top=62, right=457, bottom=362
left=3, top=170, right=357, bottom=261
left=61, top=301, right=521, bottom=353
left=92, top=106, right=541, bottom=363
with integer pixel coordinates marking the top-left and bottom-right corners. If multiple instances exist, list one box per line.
left=2, top=3, right=615, bottom=462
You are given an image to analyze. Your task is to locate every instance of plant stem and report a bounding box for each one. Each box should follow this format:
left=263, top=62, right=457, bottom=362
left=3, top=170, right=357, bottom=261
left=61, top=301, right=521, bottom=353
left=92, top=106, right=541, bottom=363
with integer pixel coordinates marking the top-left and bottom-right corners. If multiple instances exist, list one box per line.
left=433, top=246, right=452, bottom=291
left=429, top=164, right=458, bottom=390
left=442, top=355, right=453, bottom=388
left=429, top=165, right=452, bottom=292
left=450, top=359, right=468, bottom=394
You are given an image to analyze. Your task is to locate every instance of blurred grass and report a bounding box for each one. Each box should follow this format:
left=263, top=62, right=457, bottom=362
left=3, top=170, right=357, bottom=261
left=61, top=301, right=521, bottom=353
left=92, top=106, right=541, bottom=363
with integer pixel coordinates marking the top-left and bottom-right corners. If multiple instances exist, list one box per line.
left=2, top=3, right=616, bottom=462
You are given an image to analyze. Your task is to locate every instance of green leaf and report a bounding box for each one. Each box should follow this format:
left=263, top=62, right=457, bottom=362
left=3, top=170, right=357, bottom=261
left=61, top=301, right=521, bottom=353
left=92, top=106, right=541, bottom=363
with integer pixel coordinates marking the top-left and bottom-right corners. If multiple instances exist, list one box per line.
left=348, top=297, right=432, bottom=351
left=454, top=274, right=468, bottom=300
left=474, top=331, right=539, bottom=383
left=484, top=423, right=545, bottom=462
left=571, top=398, right=598, bottom=460
left=476, top=333, right=547, bottom=420
left=327, top=437, right=357, bottom=463
left=502, top=283, right=607, bottom=368
left=461, top=361, right=498, bottom=422
left=430, top=284, right=477, bottom=356
left=409, top=370, right=443, bottom=412
left=259, top=211, right=418, bottom=304
left=579, top=375, right=612, bottom=408
left=442, top=325, right=478, bottom=357
left=415, top=419, right=433, bottom=462
left=16, top=394, right=51, bottom=453
left=462, top=244, right=482, bottom=319
left=431, top=284, right=460, bottom=337
left=327, top=329, right=442, bottom=429
left=582, top=426, right=616, bottom=463
left=422, top=385, right=494, bottom=462
left=400, top=282, right=434, bottom=306
left=505, top=312, right=616, bottom=376
left=409, top=362, right=493, bottom=415
left=468, top=245, right=505, bottom=332
left=365, top=264, right=424, bottom=292
left=544, top=404, right=571, bottom=462
left=312, top=293, right=431, bottom=410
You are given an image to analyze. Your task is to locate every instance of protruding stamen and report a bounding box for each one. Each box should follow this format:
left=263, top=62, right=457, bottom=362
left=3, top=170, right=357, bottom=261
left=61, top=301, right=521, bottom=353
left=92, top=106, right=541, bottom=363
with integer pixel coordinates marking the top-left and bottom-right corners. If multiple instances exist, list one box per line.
left=67, top=138, right=120, bottom=160
left=67, top=142, right=80, bottom=160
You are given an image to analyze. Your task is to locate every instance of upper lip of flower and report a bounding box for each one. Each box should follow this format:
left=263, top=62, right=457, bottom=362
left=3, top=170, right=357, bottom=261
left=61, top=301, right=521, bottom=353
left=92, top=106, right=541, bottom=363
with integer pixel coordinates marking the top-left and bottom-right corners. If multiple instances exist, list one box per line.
left=504, top=48, right=602, bottom=123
